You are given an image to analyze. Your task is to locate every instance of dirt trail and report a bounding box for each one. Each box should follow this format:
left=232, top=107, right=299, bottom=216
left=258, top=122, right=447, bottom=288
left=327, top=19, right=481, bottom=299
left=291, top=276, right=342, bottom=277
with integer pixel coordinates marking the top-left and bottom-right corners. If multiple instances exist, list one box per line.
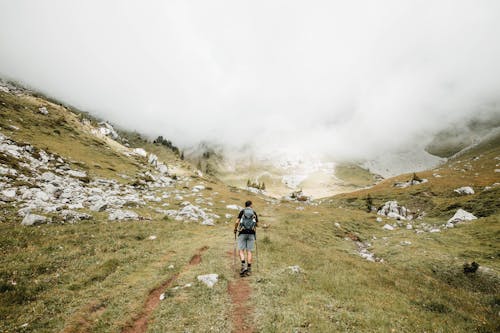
left=227, top=244, right=255, bottom=333
left=122, top=246, right=209, bottom=333
left=227, top=278, right=254, bottom=333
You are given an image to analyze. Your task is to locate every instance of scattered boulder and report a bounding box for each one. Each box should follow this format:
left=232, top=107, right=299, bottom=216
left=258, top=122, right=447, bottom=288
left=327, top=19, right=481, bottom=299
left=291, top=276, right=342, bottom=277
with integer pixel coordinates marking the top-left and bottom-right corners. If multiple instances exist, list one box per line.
left=226, top=204, right=242, bottom=211
left=22, top=214, right=50, bottom=226
left=454, top=186, right=474, bottom=195
left=383, top=224, right=395, bottom=231
left=288, top=265, right=301, bottom=274
left=38, top=107, right=49, bottom=115
left=197, top=274, right=218, bottom=288
left=446, top=209, right=477, bottom=227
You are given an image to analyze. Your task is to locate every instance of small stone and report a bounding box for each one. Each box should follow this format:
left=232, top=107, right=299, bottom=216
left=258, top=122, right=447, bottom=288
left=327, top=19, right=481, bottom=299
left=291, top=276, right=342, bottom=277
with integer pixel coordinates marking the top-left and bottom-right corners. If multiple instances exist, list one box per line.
left=148, top=235, right=157, bottom=240
left=38, top=106, right=49, bottom=115
left=197, top=274, right=219, bottom=288
left=454, top=186, right=474, bottom=195
left=383, top=224, right=395, bottom=231
left=288, top=265, right=301, bottom=274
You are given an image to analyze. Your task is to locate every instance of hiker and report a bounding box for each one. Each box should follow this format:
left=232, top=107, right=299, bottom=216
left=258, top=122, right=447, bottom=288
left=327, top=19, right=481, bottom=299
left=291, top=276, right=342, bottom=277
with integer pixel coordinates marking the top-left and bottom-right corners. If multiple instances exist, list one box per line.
left=234, top=200, right=258, bottom=276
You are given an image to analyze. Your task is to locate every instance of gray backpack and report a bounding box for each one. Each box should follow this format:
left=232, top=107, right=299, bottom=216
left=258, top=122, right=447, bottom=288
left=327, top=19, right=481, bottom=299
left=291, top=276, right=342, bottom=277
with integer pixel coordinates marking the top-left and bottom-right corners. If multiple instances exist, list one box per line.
left=239, top=208, right=256, bottom=231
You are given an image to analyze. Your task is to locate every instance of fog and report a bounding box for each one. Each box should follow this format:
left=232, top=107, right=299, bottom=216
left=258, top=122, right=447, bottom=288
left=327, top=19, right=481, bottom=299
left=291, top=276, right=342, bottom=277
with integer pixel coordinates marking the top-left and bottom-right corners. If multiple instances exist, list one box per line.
left=1, top=0, right=500, bottom=160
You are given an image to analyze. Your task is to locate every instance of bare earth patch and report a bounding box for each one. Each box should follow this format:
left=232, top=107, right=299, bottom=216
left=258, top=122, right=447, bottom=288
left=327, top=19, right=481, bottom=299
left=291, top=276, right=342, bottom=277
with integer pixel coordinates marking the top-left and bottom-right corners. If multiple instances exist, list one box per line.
left=122, top=246, right=209, bottom=333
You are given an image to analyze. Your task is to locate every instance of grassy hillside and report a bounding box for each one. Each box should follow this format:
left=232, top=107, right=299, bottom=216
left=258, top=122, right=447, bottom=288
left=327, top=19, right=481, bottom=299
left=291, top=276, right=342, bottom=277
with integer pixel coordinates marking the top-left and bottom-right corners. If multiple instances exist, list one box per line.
left=1, top=86, right=498, bottom=332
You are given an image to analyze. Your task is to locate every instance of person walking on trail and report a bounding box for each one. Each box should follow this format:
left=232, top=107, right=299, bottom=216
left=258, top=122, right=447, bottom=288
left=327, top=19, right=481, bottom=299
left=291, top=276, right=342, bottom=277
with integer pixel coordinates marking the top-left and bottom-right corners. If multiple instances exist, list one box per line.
left=234, top=200, right=258, bottom=276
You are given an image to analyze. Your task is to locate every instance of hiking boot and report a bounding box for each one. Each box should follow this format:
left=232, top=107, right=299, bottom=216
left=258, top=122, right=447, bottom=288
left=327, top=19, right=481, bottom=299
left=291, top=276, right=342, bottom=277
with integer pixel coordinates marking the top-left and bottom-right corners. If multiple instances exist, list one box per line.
left=245, top=267, right=252, bottom=276
left=239, top=267, right=248, bottom=277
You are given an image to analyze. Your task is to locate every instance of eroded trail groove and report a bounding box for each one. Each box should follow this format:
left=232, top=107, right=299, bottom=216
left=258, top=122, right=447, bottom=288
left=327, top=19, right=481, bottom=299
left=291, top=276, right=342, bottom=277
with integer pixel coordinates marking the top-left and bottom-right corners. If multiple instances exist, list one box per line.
left=228, top=279, right=254, bottom=333
left=122, top=246, right=209, bottom=333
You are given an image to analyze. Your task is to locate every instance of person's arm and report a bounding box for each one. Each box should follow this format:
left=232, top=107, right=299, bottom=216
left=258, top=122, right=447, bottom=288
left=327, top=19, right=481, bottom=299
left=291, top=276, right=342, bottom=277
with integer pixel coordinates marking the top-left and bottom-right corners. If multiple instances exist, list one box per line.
left=234, top=218, right=239, bottom=234
left=234, top=210, right=243, bottom=234
left=254, top=212, right=259, bottom=227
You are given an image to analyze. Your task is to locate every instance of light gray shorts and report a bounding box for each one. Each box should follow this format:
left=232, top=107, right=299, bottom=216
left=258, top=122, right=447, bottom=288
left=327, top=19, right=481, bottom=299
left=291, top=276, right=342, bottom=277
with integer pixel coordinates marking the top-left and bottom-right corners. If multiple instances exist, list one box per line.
left=238, top=233, right=255, bottom=251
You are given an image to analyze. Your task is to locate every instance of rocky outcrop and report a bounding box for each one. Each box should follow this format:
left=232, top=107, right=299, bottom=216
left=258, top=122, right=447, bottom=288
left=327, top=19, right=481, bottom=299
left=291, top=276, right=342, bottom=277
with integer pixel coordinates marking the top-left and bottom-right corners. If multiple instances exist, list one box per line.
left=377, top=201, right=413, bottom=220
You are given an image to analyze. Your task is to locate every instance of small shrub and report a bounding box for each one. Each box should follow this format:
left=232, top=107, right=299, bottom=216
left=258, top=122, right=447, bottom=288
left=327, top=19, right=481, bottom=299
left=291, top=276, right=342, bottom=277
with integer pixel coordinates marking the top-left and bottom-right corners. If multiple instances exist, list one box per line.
left=423, top=301, right=451, bottom=313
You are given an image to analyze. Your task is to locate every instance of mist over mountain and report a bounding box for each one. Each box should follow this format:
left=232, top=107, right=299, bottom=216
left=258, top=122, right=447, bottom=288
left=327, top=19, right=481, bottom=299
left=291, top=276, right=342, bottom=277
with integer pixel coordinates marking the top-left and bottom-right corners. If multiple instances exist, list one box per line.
left=1, top=1, right=499, bottom=160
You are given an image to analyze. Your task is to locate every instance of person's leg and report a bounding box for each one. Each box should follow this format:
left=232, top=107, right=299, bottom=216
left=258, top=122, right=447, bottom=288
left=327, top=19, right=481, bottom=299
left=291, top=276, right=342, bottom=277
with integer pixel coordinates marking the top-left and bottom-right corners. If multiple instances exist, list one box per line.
left=238, top=234, right=248, bottom=274
left=246, top=235, right=255, bottom=273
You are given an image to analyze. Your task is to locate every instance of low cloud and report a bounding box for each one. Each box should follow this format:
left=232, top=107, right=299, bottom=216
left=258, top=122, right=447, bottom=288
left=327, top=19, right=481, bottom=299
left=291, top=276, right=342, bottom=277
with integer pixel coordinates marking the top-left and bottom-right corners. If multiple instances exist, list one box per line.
left=1, top=0, right=499, bottom=160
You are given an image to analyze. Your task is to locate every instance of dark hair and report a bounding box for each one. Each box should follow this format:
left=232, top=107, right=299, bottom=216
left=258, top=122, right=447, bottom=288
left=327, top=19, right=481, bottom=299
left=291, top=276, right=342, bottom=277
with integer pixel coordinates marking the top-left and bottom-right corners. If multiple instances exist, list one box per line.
left=245, top=200, right=252, bottom=207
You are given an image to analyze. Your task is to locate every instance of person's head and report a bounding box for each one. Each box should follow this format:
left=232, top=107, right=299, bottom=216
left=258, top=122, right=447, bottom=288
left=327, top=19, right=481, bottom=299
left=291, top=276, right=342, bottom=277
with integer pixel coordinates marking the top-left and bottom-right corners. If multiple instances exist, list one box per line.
left=245, top=200, right=252, bottom=207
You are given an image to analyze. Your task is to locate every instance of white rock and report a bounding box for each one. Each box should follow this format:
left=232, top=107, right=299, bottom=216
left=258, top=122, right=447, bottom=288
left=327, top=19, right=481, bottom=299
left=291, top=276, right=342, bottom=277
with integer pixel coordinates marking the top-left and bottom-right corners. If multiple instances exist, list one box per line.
left=400, top=241, right=412, bottom=246
left=90, top=201, right=108, bottom=212
left=192, top=185, right=205, bottom=192
left=447, top=209, right=477, bottom=224
left=2, top=189, right=16, bottom=199
left=133, top=148, right=147, bottom=157
left=378, top=201, right=410, bottom=220
left=60, top=210, right=92, bottom=223
left=202, top=219, right=215, bottom=226
left=148, top=153, right=158, bottom=166
left=168, top=264, right=174, bottom=269
left=66, top=170, right=87, bottom=178
left=406, top=224, right=413, bottom=230
left=454, top=186, right=475, bottom=195
left=225, top=213, right=233, bottom=219
left=376, top=217, right=383, bottom=223
left=288, top=265, right=301, bottom=274
left=148, top=235, right=157, bottom=240
left=429, top=228, right=441, bottom=233
left=159, top=293, right=165, bottom=301
left=383, top=224, right=395, bottom=231
left=38, top=106, right=49, bottom=115
left=108, top=209, right=139, bottom=221
left=197, top=274, right=219, bottom=288
left=334, top=222, right=341, bottom=228
left=97, top=122, right=120, bottom=139
left=22, top=214, right=49, bottom=226
left=226, top=204, right=242, bottom=210
left=35, top=191, right=50, bottom=202
left=67, top=203, right=84, bottom=210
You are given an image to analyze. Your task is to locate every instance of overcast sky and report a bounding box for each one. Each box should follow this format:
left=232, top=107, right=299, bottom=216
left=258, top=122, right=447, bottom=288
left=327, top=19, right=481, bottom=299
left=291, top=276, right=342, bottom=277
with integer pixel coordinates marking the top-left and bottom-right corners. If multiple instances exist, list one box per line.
left=1, top=0, right=499, bottom=159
